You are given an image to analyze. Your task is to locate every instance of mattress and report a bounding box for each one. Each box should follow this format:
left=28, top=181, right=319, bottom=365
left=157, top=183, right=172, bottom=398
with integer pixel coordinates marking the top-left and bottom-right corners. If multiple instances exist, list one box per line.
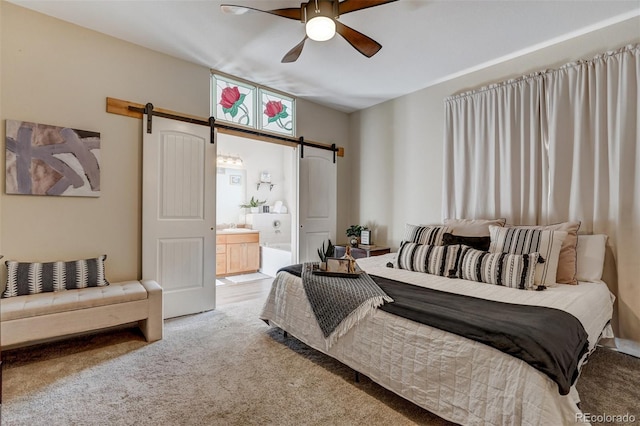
left=260, top=253, right=614, bottom=425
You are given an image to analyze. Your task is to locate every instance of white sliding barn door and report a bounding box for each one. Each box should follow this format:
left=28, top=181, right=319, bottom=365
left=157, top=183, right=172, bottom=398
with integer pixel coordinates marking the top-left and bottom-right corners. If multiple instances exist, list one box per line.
left=142, top=116, right=216, bottom=319
left=298, top=146, right=337, bottom=263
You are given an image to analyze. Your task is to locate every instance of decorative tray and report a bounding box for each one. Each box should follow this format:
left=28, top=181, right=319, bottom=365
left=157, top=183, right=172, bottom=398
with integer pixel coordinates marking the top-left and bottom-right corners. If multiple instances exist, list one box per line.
left=312, top=270, right=363, bottom=278
left=310, top=261, right=363, bottom=278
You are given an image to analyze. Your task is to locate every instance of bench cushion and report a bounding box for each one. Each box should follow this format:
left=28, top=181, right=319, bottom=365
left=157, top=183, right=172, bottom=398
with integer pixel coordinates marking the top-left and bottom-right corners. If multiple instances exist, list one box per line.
left=0, top=281, right=147, bottom=321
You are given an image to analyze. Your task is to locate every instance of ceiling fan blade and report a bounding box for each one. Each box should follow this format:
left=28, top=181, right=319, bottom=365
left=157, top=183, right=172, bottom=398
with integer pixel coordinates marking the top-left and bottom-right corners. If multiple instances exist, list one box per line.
left=335, top=21, right=382, bottom=58
left=220, top=4, right=301, bottom=20
left=282, top=37, right=308, bottom=63
left=338, top=0, right=398, bottom=15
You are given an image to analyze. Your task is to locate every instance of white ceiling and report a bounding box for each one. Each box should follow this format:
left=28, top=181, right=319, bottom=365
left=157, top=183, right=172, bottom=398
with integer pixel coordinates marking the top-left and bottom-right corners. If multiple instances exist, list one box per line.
left=9, top=0, right=640, bottom=112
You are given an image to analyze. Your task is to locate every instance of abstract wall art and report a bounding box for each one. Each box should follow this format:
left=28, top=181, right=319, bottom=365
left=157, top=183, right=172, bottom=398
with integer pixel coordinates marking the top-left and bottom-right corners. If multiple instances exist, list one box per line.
left=5, top=120, right=101, bottom=197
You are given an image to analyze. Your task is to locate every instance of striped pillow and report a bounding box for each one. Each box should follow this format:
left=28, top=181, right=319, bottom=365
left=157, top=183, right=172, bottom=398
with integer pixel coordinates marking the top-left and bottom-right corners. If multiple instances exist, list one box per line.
left=458, top=247, right=540, bottom=290
left=489, top=226, right=567, bottom=286
left=396, top=242, right=463, bottom=278
left=2, top=255, right=109, bottom=298
left=513, top=222, right=581, bottom=284
left=403, top=224, right=453, bottom=246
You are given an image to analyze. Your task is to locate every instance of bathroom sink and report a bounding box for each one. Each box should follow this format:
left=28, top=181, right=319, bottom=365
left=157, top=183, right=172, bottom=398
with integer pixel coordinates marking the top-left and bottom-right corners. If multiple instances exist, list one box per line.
left=218, top=228, right=257, bottom=234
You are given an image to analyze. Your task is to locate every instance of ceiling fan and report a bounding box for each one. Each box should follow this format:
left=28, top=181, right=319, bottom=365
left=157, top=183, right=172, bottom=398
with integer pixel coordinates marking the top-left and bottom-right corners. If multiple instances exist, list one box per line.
left=220, top=0, right=397, bottom=63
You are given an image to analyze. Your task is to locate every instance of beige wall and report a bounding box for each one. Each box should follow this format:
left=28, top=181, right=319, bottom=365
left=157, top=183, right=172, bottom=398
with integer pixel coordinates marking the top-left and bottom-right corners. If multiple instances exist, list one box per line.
left=349, top=16, right=640, bottom=341
left=0, top=3, right=349, bottom=284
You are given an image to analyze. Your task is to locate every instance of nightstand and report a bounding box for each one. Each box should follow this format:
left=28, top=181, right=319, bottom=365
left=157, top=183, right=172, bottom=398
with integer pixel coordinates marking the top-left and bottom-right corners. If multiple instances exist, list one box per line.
left=334, top=245, right=391, bottom=259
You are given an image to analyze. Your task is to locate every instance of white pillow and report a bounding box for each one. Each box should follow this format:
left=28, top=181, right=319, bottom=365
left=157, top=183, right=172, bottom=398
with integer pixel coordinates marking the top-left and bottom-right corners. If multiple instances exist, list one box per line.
left=444, top=218, right=506, bottom=237
left=576, top=234, right=608, bottom=282
left=489, top=226, right=567, bottom=286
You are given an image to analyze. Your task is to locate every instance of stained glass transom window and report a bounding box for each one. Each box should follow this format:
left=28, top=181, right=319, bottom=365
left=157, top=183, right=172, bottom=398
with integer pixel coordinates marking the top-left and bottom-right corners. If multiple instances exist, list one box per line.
left=260, top=89, right=295, bottom=137
left=213, top=74, right=256, bottom=128
left=211, top=72, right=296, bottom=137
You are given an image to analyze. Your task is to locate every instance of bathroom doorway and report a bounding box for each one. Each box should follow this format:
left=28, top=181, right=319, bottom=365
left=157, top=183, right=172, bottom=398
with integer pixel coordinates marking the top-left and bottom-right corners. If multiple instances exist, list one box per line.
left=215, top=133, right=297, bottom=303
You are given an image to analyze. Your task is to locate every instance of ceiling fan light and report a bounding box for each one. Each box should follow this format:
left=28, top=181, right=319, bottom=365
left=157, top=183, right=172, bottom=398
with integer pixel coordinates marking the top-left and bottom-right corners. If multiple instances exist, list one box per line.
left=305, top=16, right=336, bottom=42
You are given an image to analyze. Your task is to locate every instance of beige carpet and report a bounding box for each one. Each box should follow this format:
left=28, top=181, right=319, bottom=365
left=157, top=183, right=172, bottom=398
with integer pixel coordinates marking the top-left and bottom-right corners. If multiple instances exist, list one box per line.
left=1, top=297, right=638, bottom=425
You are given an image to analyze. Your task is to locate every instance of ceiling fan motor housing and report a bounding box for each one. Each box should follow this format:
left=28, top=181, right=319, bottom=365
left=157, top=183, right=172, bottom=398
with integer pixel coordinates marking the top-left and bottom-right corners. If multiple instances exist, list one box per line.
left=302, top=0, right=339, bottom=23
left=220, top=0, right=394, bottom=61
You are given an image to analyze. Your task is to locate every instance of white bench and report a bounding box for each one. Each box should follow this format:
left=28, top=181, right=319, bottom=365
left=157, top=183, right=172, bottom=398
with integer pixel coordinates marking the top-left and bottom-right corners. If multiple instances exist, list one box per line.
left=0, top=280, right=163, bottom=349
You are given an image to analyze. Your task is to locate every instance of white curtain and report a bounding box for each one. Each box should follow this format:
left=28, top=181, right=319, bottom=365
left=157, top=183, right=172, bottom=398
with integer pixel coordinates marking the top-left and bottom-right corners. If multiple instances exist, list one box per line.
left=545, top=45, right=640, bottom=340
left=443, top=44, right=640, bottom=340
left=442, top=74, right=548, bottom=225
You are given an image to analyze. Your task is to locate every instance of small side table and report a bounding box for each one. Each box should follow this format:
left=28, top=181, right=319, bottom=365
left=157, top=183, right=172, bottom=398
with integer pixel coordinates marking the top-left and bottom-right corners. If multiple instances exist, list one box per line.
left=334, top=244, right=390, bottom=259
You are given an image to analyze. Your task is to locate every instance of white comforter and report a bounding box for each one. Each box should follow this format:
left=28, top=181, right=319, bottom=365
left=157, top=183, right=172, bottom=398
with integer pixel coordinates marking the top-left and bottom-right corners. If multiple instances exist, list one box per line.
left=260, top=254, right=614, bottom=425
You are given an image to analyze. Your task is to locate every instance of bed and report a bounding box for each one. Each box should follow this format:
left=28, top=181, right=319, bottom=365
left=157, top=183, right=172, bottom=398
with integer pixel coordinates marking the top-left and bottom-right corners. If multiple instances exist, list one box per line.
left=260, top=239, right=614, bottom=425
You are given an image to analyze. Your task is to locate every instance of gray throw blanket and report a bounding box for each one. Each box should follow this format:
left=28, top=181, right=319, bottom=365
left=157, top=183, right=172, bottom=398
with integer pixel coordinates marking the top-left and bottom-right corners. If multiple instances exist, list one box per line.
left=280, top=263, right=393, bottom=349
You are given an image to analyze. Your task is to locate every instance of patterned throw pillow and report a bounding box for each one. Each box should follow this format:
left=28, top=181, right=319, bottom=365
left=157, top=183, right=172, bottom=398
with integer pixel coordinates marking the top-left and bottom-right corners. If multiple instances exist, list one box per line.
left=458, top=247, right=541, bottom=290
left=396, top=242, right=463, bottom=278
left=2, top=255, right=109, bottom=298
left=513, top=221, right=581, bottom=285
left=442, top=233, right=491, bottom=252
left=403, top=224, right=453, bottom=246
left=489, top=226, right=567, bottom=286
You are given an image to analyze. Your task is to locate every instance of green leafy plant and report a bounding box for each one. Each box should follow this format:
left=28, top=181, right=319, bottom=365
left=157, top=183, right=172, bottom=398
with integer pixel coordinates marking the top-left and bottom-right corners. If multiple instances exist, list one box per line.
left=317, top=239, right=335, bottom=263
left=346, top=225, right=365, bottom=238
left=239, top=196, right=266, bottom=209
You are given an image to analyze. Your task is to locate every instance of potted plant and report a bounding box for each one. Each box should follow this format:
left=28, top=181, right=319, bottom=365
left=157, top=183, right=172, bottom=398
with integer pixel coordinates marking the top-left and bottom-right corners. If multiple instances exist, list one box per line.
left=317, top=239, right=334, bottom=270
left=346, top=225, right=365, bottom=247
left=240, top=196, right=266, bottom=213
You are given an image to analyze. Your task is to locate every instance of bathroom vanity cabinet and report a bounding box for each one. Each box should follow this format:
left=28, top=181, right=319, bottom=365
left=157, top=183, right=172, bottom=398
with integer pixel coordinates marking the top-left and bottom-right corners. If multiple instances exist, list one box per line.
left=216, top=230, right=260, bottom=276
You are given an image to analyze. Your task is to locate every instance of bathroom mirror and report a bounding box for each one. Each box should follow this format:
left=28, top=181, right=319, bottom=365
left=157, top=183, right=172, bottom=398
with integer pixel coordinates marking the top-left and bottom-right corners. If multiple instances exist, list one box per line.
left=217, top=167, right=247, bottom=225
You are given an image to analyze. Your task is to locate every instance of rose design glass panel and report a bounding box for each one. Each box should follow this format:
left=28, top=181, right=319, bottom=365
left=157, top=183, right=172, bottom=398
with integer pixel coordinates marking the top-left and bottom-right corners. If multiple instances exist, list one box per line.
left=214, top=74, right=255, bottom=127
left=259, top=89, right=295, bottom=137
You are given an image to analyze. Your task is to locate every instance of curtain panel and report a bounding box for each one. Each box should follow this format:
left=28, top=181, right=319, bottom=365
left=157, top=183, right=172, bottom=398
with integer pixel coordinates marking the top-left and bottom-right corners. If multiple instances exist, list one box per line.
left=442, top=74, right=548, bottom=225
left=443, top=44, right=640, bottom=341
left=545, top=45, right=640, bottom=339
